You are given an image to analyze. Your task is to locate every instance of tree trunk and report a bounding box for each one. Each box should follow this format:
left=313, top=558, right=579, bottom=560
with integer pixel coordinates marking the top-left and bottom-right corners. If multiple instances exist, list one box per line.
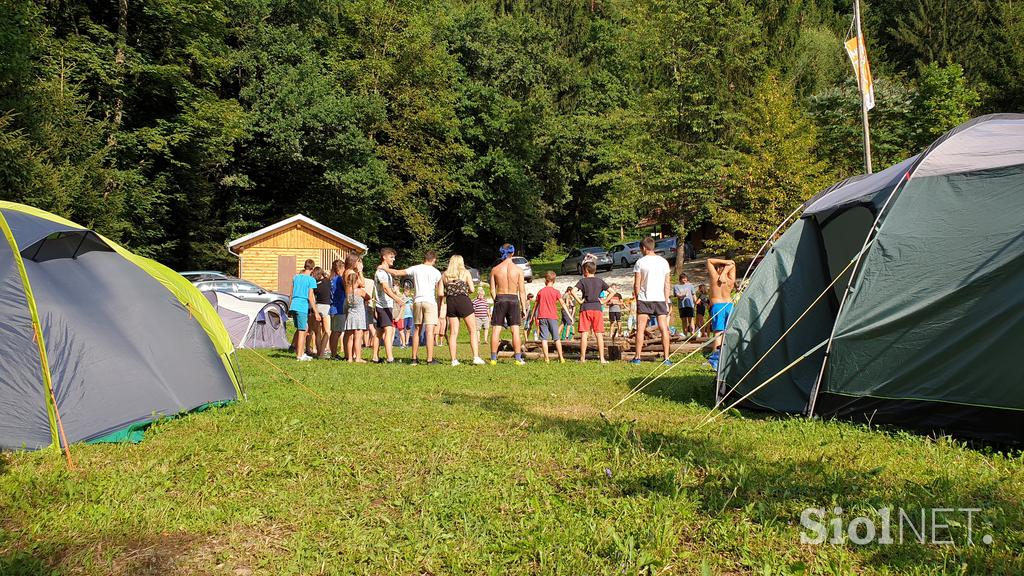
left=105, top=0, right=127, bottom=199
left=674, top=218, right=687, bottom=277
left=112, top=0, right=127, bottom=132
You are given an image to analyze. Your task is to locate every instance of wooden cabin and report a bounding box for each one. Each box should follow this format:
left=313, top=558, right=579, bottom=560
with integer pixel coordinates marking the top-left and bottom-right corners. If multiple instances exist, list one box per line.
left=227, top=214, right=367, bottom=294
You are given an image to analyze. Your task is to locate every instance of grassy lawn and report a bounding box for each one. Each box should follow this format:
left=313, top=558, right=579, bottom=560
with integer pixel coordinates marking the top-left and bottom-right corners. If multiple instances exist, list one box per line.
left=2, top=344, right=1022, bottom=575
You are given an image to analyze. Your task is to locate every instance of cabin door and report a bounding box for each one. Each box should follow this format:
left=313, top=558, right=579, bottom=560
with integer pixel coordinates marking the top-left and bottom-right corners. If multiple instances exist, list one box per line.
left=277, top=255, right=296, bottom=295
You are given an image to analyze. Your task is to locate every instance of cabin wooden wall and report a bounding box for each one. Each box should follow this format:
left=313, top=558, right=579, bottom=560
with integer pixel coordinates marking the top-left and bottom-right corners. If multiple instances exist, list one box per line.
left=235, top=224, right=360, bottom=293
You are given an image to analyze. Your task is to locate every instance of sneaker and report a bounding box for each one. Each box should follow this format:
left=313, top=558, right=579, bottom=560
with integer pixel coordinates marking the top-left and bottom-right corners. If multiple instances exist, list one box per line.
left=629, top=359, right=642, bottom=365
left=451, top=359, right=461, bottom=366
left=662, top=359, right=673, bottom=366
left=410, top=359, right=419, bottom=366
left=514, top=359, right=526, bottom=365
left=559, top=358, right=565, bottom=364
left=488, top=359, right=497, bottom=366
left=472, top=357, right=486, bottom=365
left=707, top=351, right=719, bottom=371
left=297, top=355, right=313, bottom=362
left=427, top=360, right=439, bottom=365
left=600, top=359, right=609, bottom=365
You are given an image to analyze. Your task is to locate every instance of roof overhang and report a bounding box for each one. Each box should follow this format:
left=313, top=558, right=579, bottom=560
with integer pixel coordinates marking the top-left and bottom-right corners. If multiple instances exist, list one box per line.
left=227, top=214, right=368, bottom=253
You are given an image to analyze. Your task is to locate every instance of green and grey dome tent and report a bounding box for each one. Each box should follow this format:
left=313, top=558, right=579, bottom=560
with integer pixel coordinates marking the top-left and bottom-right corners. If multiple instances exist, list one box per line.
left=0, top=202, right=242, bottom=451
left=717, top=114, right=1024, bottom=443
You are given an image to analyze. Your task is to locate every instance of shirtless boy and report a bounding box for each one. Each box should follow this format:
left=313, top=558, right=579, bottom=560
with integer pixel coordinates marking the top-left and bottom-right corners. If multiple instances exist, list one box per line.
left=706, top=257, right=736, bottom=371
left=489, top=243, right=528, bottom=365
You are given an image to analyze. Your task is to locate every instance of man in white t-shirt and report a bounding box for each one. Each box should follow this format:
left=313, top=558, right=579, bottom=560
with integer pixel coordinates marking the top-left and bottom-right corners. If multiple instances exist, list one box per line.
left=386, top=251, right=442, bottom=364
left=630, top=236, right=672, bottom=365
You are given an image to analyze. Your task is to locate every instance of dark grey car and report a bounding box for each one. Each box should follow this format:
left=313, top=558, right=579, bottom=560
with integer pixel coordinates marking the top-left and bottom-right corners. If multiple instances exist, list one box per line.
left=561, top=247, right=613, bottom=275
left=193, top=279, right=290, bottom=307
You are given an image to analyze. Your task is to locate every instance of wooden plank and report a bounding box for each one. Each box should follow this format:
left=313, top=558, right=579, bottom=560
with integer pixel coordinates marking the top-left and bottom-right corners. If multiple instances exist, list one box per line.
left=500, top=339, right=623, bottom=361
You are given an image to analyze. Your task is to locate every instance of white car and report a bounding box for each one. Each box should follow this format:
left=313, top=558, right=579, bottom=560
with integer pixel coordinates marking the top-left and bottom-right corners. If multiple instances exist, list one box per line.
left=609, top=241, right=642, bottom=268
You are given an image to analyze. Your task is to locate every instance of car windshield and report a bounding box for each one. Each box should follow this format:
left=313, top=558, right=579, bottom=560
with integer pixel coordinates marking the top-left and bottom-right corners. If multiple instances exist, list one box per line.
left=655, top=238, right=675, bottom=248
left=581, top=247, right=604, bottom=254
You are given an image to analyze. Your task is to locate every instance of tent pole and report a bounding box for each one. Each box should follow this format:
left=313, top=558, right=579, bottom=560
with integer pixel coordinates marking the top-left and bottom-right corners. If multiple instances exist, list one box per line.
left=854, top=0, right=873, bottom=174
left=714, top=203, right=806, bottom=398
left=806, top=171, right=915, bottom=417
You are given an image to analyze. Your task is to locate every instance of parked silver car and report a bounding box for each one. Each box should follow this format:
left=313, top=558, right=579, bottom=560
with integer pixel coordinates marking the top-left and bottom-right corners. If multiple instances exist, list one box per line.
left=608, top=241, right=642, bottom=268
left=654, top=236, right=696, bottom=263
left=491, top=257, right=534, bottom=283
left=180, top=270, right=232, bottom=283
left=654, top=236, right=679, bottom=262
left=193, top=278, right=289, bottom=307
left=561, top=247, right=613, bottom=275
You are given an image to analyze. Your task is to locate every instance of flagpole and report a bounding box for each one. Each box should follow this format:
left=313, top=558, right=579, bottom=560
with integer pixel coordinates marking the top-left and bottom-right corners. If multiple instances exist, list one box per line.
left=854, top=0, right=873, bottom=174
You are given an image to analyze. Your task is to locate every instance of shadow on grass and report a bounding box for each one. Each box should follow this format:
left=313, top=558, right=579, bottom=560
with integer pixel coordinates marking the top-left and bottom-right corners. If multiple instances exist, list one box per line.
left=0, top=531, right=196, bottom=576
left=442, top=391, right=1023, bottom=574
left=625, top=373, right=716, bottom=407
left=0, top=553, right=54, bottom=576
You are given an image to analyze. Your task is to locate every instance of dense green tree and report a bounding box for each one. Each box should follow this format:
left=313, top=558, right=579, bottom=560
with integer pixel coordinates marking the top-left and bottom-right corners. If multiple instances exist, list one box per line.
left=712, top=74, right=830, bottom=254
left=1, top=0, right=1021, bottom=270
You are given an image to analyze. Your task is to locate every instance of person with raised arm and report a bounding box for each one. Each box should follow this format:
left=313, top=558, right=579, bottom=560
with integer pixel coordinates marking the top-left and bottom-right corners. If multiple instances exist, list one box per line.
left=705, top=257, right=736, bottom=371
left=380, top=252, right=442, bottom=365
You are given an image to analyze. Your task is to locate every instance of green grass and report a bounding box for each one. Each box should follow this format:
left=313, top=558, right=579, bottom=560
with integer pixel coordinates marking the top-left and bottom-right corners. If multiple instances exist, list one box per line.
left=1, top=343, right=1022, bottom=575
left=528, top=256, right=565, bottom=279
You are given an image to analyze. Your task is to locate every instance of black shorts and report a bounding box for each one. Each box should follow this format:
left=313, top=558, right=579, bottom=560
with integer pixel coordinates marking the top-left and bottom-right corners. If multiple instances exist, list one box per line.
left=696, top=305, right=706, bottom=316
left=446, top=294, right=474, bottom=318
left=679, top=306, right=695, bottom=318
left=375, top=307, right=394, bottom=329
left=637, top=300, right=669, bottom=317
left=610, top=311, right=622, bottom=322
left=491, top=295, right=522, bottom=327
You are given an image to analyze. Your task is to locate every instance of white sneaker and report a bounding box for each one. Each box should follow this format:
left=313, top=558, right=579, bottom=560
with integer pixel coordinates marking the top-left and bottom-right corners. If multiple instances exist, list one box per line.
left=515, top=359, right=526, bottom=365
left=472, top=357, right=486, bottom=365
left=297, top=355, right=313, bottom=362
left=451, top=359, right=461, bottom=366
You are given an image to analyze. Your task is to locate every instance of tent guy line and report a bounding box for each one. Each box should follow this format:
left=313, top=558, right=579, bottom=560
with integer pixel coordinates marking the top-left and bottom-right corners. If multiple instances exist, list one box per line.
left=603, top=304, right=731, bottom=415
left=709, top=240, right=874, bottom=423
left=696, top=339, right=828, bottom=431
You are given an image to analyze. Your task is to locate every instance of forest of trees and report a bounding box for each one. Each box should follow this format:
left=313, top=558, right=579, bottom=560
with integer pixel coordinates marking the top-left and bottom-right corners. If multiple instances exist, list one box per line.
left=1, top=0, right=1019, bottom=270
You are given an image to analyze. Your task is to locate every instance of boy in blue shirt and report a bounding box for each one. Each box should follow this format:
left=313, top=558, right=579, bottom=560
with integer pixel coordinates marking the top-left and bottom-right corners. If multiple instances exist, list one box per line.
left=328, top=259, right=347, bottom=359
left=289, top=259, right=321, bottom=361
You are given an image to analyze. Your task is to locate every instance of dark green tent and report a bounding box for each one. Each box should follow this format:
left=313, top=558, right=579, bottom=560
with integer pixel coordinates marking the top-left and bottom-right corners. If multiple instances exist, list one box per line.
left=717, top=114, right=1024, bottom=443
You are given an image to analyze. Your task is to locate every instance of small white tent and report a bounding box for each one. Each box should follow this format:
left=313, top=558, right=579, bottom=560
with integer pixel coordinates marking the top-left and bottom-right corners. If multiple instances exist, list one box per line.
left=203, top=291, right=289, bottom=349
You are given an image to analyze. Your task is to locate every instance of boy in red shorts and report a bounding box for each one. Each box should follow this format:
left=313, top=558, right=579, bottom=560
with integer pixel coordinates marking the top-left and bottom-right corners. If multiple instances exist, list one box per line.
left=573, top=261, right=611, bottom=363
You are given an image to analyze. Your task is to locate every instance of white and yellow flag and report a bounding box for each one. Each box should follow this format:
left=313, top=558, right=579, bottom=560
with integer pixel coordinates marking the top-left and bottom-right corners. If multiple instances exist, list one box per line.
left=844, top=34, right=875, bottom=110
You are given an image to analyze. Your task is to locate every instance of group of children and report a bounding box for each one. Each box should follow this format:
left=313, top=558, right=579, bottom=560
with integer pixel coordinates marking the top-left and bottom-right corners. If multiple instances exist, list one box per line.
left=286, top=240, right=733, bottom=366
left=518, top=275, right=714, bottom=342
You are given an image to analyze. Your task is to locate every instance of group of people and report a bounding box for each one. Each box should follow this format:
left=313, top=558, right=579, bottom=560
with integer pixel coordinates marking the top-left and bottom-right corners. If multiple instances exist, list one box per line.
left=286, top=237, right=738, bottom=368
